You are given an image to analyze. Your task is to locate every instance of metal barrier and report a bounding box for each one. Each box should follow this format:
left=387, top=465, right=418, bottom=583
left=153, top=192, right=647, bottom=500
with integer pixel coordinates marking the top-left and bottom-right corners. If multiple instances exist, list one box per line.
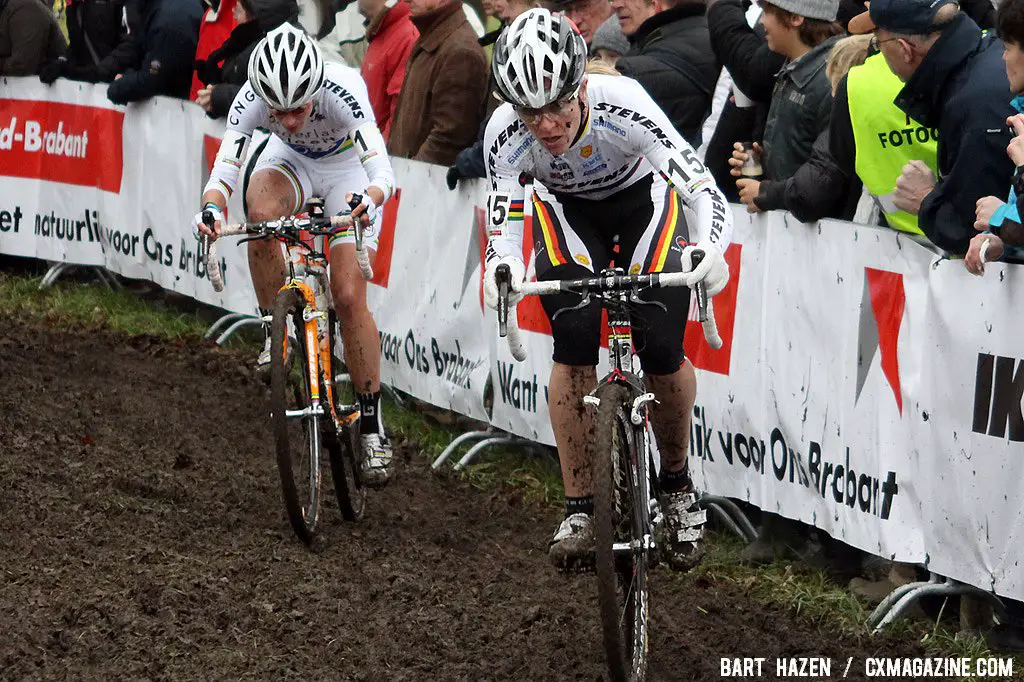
left=868, top=572, right=1007, bottom=634
left=204, top=312, right=263, bottom=345
left=39, top=262, right=120, bottom=290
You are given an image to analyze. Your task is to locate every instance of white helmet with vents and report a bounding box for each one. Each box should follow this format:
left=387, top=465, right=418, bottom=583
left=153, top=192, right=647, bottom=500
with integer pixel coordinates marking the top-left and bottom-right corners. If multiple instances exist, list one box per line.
left=492, top=8, right=587, bottom=109
left=248, top=23, right=325, bottom=111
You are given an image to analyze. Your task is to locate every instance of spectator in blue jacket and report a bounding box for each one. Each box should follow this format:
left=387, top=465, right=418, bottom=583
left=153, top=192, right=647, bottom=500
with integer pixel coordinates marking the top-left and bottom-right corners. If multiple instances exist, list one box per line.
left=106, top=0, right=203, bottom=104
left=849, top=0, right=1014, bottom=256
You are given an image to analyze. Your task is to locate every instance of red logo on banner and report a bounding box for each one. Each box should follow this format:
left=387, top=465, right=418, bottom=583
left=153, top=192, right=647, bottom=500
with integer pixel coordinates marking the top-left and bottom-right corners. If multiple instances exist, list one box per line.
left=0, top=99, right=124, bottom=193
left=683, top=243, right=741, bottom=375
left=203, top=134, right=219, bottom=172
left=856, top=267, right=905, bottom=415
left=369, top=190, right=401, bottom=288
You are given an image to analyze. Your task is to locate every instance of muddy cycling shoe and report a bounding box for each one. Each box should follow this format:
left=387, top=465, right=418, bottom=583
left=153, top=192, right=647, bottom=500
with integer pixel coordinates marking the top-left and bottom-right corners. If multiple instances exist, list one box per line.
left=255, top=334, right=295, bottom=383
left=548, top=513, right=595, bottom=571
left=359, top=433, right=392, bottom=488
left=658, top=491, right=707, bottom=572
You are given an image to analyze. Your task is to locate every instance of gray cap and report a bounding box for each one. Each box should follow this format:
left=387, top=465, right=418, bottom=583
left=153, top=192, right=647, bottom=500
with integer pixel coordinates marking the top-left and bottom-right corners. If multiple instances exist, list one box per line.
left=590, top=15, right=629, bottom=57
left=766, top=0, right=839, bottom=22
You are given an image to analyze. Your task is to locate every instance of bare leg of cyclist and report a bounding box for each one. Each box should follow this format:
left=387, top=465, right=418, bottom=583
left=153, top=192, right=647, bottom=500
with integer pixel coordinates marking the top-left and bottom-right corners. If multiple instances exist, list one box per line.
left=245, top=169, right=294, bottom=308
left=246, top=169, right=296, bottom=376
left=647, top=359, right=706, bottom=571
left=646, top=359, right=695, bottom=476
left=330, top=243, right=390, bottom=488
left=548, top=362, right=596, bottom=569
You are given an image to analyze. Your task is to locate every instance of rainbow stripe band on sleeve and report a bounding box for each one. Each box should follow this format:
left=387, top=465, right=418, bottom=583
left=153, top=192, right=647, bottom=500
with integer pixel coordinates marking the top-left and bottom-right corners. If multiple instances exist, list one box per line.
left=508, top=200, right=524, bottom=222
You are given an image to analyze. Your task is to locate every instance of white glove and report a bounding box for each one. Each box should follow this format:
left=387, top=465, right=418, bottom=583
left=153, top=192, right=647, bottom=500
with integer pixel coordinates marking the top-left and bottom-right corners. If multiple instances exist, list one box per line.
left=194, top=203, right=224, bottom=241
left=347, top=190, right=379, bottom=234
left=483, top=255, right=525, bottom=311
left=681, top=240, right=729, bottom=297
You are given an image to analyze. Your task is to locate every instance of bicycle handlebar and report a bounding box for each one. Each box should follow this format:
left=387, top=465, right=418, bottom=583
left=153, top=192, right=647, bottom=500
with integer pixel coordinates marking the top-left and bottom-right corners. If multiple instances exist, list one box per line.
left=495, top=250, right=723, bottom=363
left=199, top=210, right=371, bottom=292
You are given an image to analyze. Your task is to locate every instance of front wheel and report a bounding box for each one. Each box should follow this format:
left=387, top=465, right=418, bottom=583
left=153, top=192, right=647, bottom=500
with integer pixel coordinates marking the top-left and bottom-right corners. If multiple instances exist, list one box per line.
left=270, top=288, right=322, bottom=544
left=592, top=382, right=650, bottom=682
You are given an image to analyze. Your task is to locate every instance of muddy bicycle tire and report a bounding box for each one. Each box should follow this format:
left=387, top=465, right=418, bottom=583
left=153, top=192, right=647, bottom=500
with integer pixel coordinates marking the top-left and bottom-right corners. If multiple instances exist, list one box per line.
left=270, top=288, right=322, bottom=544
left=592, top=381, right=650, bottom=682
left=325, top=311, right=366, bottom=522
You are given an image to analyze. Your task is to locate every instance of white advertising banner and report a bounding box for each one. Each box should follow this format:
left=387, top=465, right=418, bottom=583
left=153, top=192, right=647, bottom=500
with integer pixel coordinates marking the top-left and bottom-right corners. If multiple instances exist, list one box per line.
left=6, top=78, right=1024, bottom=600
left=366, top=161, right=490, bottom=422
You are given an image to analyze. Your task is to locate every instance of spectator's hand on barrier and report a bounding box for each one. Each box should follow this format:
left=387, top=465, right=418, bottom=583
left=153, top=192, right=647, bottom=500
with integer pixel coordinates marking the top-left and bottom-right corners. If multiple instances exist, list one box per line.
left=965, top=233, right=1003, bottom=276
left=194, top=205, right=224, bottom=241
left=1007, top=114, right=1024, bottom=166
left=729, top=142, right=761, bottom=178
left=446, top=165, right=463, bottom=191
left=975, top=196, right=1005, bottom=231
left=483, top=255, right=525, bottom=311
left=736, top=179, right=763, bottom=214
left=38, top=58, right=66, bottom=85
left=196, top=87, right=215, bottom=114
left=681, top=240, right=729, bottom=297
left=893, top=160, right=935, bottom=215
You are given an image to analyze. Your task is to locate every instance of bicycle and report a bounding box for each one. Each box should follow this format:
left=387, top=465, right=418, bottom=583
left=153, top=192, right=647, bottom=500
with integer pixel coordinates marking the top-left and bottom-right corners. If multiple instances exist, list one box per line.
left=495, top=252, right=721, bottom=682
left=199, top=197, right=374, bottom=543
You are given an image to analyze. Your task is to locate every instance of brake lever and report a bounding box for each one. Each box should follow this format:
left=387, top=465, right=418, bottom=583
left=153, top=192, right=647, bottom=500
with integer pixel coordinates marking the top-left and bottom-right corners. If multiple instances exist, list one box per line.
left=551, top=292, right=593, bottom=321
left=495, top=263, right=511, bottom=337
left=627, top=290, right=668, bottom=314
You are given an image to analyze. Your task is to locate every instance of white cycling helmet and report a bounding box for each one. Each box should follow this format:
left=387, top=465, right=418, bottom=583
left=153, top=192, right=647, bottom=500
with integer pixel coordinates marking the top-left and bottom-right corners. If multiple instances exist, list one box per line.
left=492, top=8, right=587, bottom=109
left=248, top=23, right=325, bottom=111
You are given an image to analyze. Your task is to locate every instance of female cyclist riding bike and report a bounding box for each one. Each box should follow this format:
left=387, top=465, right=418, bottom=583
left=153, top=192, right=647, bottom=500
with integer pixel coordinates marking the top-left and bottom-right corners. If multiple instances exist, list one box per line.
left=194, top=23, right=396, bottom=488
left=482, top=9, right=735, bottom=571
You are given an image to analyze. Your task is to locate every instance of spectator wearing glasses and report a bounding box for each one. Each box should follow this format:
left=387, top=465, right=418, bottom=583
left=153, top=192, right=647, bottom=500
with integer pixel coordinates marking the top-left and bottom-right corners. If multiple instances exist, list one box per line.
left=552, top=0, right=612, bottom=44
left=848, top=0, right=1013, bottom=256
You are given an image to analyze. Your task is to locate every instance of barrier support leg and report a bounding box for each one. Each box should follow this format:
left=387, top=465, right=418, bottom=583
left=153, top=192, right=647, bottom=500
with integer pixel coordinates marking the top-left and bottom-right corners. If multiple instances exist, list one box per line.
left=205, top=312, right=254, bottom=340
left=701, top=494, right=758, bottom=543
left=705, top=503, right=747, bottom=542
left=868, top=573, right=1006, bottom=634
left=214, top=316, right=264, bottom=345
left=431, top=430, right=494, bottom=470
left=453, top=437, right=522, bottom=471
left=39, top=262, right=73, bottom=290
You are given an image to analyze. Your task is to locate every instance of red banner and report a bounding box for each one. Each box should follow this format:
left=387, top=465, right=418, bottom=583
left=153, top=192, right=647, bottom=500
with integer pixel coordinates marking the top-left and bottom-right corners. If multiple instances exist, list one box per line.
left=0, top=99, right=124, bottom=193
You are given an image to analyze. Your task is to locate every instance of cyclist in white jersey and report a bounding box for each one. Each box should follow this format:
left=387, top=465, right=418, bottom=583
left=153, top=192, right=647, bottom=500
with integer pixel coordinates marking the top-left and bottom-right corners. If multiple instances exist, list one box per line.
left=195, top=24, right=396, bottom=488
left=483, top=9, right=734, bottom=571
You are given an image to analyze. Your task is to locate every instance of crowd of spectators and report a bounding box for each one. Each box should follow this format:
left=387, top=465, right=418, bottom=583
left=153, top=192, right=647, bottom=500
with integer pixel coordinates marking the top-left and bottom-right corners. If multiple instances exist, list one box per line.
left=8, top=0, right=1024, bottom=649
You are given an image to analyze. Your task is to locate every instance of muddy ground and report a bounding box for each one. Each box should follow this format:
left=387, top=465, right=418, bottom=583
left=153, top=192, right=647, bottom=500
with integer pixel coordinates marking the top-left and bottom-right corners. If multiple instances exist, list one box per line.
left=0, top=312, right=942, bottom=681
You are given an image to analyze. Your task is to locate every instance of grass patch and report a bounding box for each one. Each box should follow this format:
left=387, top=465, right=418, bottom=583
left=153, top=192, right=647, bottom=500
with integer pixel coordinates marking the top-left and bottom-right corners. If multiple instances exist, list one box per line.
left=0, top=270, right=212, bottom=340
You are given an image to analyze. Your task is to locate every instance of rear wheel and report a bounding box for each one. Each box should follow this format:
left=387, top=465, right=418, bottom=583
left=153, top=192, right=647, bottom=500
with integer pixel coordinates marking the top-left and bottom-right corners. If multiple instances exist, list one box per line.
left=270, top=288, right=322, bottom=544
left=325, top=311, right=366, bottom=521
left=592, top=382, right=650, bottom=682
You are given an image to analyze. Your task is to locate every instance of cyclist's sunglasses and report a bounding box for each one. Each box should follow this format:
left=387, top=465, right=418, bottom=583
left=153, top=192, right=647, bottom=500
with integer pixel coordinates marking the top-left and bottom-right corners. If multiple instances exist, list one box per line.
left=515, top=94, right=579, bottom=125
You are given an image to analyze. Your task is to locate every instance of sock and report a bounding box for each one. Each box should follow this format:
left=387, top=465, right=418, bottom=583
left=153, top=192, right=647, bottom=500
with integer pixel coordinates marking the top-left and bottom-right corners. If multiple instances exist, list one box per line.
left=258, top=307, right=271, bottom=335
left=659, top=466, right=693, bottom=494
left=564, top=495, right=594, bottom=519
left=358, top=391, right=382, bottom=435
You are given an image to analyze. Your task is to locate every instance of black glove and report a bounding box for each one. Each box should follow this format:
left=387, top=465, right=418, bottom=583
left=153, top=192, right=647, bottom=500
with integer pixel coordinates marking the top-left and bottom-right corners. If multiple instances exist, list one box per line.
left=446, top=165, right=463, bottom=191
left=38, top=58, right=67, bottom=85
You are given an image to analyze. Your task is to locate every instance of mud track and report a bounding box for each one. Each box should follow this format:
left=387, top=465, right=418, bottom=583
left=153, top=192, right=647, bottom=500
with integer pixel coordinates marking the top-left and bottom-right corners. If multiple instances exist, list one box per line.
left=0, top=314, right=935, bottom=680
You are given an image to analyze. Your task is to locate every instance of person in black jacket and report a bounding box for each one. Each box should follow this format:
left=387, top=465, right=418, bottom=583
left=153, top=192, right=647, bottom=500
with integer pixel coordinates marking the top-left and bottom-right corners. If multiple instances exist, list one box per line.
left=38, top=0, right=137, bottom=84
left=849, top=0, right=1014, bottom=255
left=611, top=0, right=720, bottom=147
left=194, top=0, right=298, bottom=118
left=106, top=0, right=203, bottom=104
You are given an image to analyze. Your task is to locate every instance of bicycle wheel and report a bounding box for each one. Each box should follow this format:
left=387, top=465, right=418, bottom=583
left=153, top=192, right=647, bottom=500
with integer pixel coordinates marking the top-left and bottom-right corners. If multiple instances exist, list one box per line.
left=325, top=311, right=366, bottom=521
left=270, top=288, right=322, bottom=543
left=592, top=382, right=651, bottom=682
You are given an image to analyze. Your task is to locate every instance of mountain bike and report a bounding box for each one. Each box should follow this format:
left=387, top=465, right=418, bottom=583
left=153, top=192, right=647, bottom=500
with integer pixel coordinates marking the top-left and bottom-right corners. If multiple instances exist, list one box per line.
left=495, top=253, right=721, bottom=682
left=199, top=198, right=372, bottom=543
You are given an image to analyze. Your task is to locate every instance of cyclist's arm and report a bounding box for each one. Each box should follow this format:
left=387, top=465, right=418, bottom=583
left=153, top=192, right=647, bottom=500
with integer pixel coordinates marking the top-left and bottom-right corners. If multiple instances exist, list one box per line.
left=201, top=84, right=264, bottom=211
left=614, top=81, right=734, bottom=251
left=483, top=114, right=528, bottom=262
left=350, top=122, right=395, bottom=207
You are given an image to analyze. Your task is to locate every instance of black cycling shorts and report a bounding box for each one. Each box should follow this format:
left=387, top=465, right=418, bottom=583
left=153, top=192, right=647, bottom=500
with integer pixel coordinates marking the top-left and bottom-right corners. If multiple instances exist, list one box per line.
left=531, top=174, right=691, bottom=375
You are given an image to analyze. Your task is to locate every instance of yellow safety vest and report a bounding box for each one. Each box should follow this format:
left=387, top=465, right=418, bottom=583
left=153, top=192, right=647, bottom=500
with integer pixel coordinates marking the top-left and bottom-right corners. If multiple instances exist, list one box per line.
left=53, top=0, right=68, bottom=42
left=847, top=54, right=938, bottom=236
